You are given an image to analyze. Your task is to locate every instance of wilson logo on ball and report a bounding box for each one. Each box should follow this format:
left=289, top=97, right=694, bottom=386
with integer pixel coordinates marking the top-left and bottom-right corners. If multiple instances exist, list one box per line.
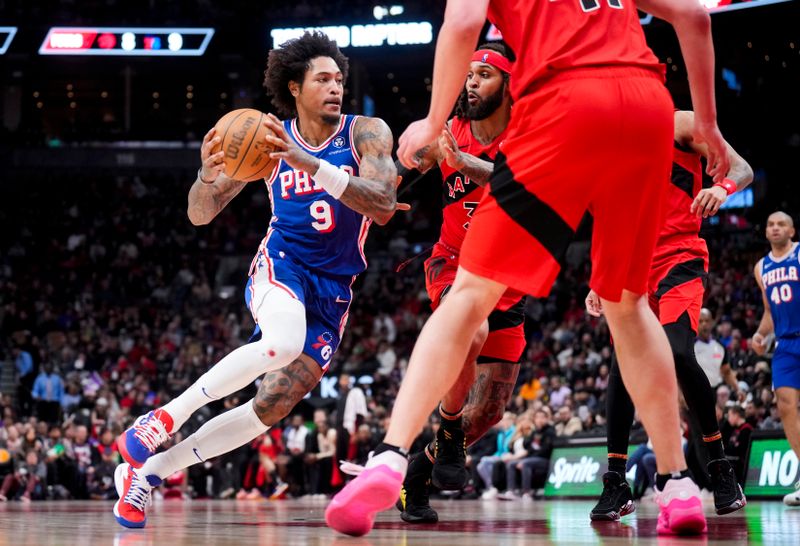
left=226, top=115, right=257, bottom=160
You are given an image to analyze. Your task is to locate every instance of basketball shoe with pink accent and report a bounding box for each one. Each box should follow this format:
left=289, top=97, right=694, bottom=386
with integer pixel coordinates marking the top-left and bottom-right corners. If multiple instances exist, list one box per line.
left=117, top=409, right=174, bottom=468
left=325, top=451, right=408, bottom=536
left=656, top=477, right=707, bottom=535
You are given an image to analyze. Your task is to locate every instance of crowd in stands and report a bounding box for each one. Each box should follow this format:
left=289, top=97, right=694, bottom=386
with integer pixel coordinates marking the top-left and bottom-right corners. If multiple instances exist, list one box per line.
left=0, top=167, right=788, bottom=503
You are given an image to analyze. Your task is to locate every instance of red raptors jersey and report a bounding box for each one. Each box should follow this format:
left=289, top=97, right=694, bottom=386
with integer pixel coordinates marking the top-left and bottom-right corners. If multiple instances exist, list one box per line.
left=438, top=117, right=507, bottom=253
left=487, top=0, right=664, bottom=100
left=657, top=143, right=706, bottom=249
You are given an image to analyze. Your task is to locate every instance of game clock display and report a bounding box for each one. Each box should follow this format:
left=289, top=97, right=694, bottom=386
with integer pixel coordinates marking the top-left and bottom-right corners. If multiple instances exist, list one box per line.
left=39, top=27, right=214, bottom=56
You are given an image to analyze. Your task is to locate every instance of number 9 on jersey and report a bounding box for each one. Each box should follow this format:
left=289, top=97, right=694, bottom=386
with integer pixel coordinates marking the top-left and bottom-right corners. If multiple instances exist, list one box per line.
left=310, top=200, right=335, bottom=233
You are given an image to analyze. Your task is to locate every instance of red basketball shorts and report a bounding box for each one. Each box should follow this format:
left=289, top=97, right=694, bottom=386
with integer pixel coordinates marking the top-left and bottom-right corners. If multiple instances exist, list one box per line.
left=648, top=238, right=709, bottom=333
left=425, top=243, right=526, bottom=363
left=460, top=67, right=674, bottom=302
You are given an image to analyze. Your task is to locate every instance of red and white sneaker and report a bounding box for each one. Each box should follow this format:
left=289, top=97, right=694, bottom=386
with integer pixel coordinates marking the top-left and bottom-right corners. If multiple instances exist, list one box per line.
left=656, top=477, right=707, bottom=535
left=117, top=409, right=174, bottom=468
left=325, top=451, right=408, bottom=537
left=113, top=463, right=162, bottom=529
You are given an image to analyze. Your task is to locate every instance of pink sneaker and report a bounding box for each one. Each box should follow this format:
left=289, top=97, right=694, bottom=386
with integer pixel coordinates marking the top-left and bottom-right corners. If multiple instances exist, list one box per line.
left=325, top=452, right=407, bottom=536
left=656, top=477, right=707, bottom=535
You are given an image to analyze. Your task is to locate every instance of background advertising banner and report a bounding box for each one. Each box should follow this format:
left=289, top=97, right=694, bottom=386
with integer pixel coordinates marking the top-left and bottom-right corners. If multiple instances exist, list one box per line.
left=544, top=443, right=642, bottom=497
left=745, top=437, right=799, bottom=498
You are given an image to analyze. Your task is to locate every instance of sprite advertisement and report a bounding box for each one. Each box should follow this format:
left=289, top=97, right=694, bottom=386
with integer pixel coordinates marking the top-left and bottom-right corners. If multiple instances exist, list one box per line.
left=544, top=443, right=641, bottom=497
left=745, top=437, right=799, bottom=497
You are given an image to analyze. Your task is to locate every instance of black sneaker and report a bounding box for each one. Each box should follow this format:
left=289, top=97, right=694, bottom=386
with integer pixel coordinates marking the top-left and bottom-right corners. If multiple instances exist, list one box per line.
left=431, top=425, right=468, bottom=490
left=397, top=452, right=438, bottom=524
left=708, top=458, right=746, bottom=515
left=590, top=471, right=635, bottom=521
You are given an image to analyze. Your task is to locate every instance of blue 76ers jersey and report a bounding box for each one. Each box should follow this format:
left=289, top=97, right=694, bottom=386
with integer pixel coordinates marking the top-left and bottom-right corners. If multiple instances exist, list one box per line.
left=761, top=242, right=800, bottom=338
left=259, top=114, right=370, bottom=277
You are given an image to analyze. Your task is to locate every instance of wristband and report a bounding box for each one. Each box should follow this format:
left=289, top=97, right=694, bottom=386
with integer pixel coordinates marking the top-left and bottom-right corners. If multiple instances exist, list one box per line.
left=198, top=167, right=213, bottom=184
left=313, top=159, right=350, bottom=199
left=713, top=178, right=737, bottom=196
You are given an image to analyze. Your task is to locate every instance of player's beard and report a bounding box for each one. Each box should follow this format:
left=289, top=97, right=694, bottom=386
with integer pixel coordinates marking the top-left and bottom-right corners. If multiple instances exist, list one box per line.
left=467, top=87, right=504, bottom=121
left=321, top=113, right=340, bottom=126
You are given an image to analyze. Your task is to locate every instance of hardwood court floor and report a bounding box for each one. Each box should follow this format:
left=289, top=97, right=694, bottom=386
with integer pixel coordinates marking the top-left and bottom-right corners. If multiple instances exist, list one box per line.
left=0, top=497, right=797, bottom=545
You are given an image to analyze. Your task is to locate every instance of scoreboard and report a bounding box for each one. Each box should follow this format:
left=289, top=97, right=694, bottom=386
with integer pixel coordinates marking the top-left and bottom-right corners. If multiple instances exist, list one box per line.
left=38, top=27, right=214, bottom=56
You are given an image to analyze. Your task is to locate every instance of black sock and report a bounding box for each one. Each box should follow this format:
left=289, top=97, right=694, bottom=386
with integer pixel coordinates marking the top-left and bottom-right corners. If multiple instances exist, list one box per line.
left=373, top=442, right=409, bottom=458
left=608, top=455, right=627, bottom=476
left=655, top=469, right=693, bottom=491
left=703, top=434, right=725, bottom=461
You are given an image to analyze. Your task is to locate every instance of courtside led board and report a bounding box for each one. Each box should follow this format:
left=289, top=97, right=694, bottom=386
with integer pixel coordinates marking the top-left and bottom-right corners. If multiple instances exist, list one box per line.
left=39, top=27, right=214, bottom=56
left=745, top=437, right=799, bottom=498
left=544, top=444, right=643, bottom=497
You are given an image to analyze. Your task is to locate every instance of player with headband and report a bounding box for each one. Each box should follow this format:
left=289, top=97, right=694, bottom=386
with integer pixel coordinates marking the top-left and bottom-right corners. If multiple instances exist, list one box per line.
left=393, top=42, right=526, bottom=524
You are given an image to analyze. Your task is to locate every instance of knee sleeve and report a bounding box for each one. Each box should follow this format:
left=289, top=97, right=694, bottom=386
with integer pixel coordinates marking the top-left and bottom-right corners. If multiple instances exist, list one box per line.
left=252, top=289, right=307, bottom=367
left=253, top=326, right=305, bottom=366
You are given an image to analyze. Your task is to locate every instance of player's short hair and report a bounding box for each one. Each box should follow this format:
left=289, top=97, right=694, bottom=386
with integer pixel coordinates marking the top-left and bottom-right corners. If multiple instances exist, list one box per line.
left=263, top=31, right=350, bottom=118
left=454, top=41, right=515, bottom=120
left=768, top=210, right=795, bottom=228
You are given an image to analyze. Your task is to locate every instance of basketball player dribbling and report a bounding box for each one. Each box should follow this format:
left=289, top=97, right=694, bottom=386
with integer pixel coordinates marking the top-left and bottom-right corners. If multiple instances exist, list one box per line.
left=585, top=109, right=753, bottom=521
left=752, top=211, right=800, bottom=507
left=111, top=32, right=405, bottom=528
left=326, top=0, right=731, bottom=537
left=395, top=42, right=526, bottom=523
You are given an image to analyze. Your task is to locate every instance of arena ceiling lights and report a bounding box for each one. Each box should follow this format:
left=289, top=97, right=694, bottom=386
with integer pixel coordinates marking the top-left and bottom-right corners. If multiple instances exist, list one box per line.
left=38, top=27, right=214, bottom=56
left=270, top=22, right=433, bottom=49
left=0, top=27, right=17, bottom=54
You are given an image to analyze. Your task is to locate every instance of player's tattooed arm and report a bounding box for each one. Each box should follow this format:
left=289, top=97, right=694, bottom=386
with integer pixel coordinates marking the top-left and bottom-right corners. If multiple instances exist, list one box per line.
left=346, top=116, right=401, bottom=225
left=676, top=110, right=755, bottom=218
left=187, top=174, right=248, bottom=226
left=262, top=114, right=405, bottom=225
left=188, top=127, right=248, bottom=225
left=675, top=110, right=754, bottom=189
left=438, top=126, right=493, bottom=187
left=452, top=153, right=494, bottom=187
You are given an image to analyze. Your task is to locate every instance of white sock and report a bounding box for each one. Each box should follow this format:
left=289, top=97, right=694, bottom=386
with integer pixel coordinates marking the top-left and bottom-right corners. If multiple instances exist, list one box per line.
left=141, top=400, right=267, bottom=480
left=365, top=450, right=408, bottom=478
left=161, top=288, right=306, bottom=430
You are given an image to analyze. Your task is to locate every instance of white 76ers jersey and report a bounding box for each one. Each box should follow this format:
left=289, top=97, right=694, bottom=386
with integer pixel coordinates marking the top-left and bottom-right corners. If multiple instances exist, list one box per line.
left=259, top=115, right=371, bottom=277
